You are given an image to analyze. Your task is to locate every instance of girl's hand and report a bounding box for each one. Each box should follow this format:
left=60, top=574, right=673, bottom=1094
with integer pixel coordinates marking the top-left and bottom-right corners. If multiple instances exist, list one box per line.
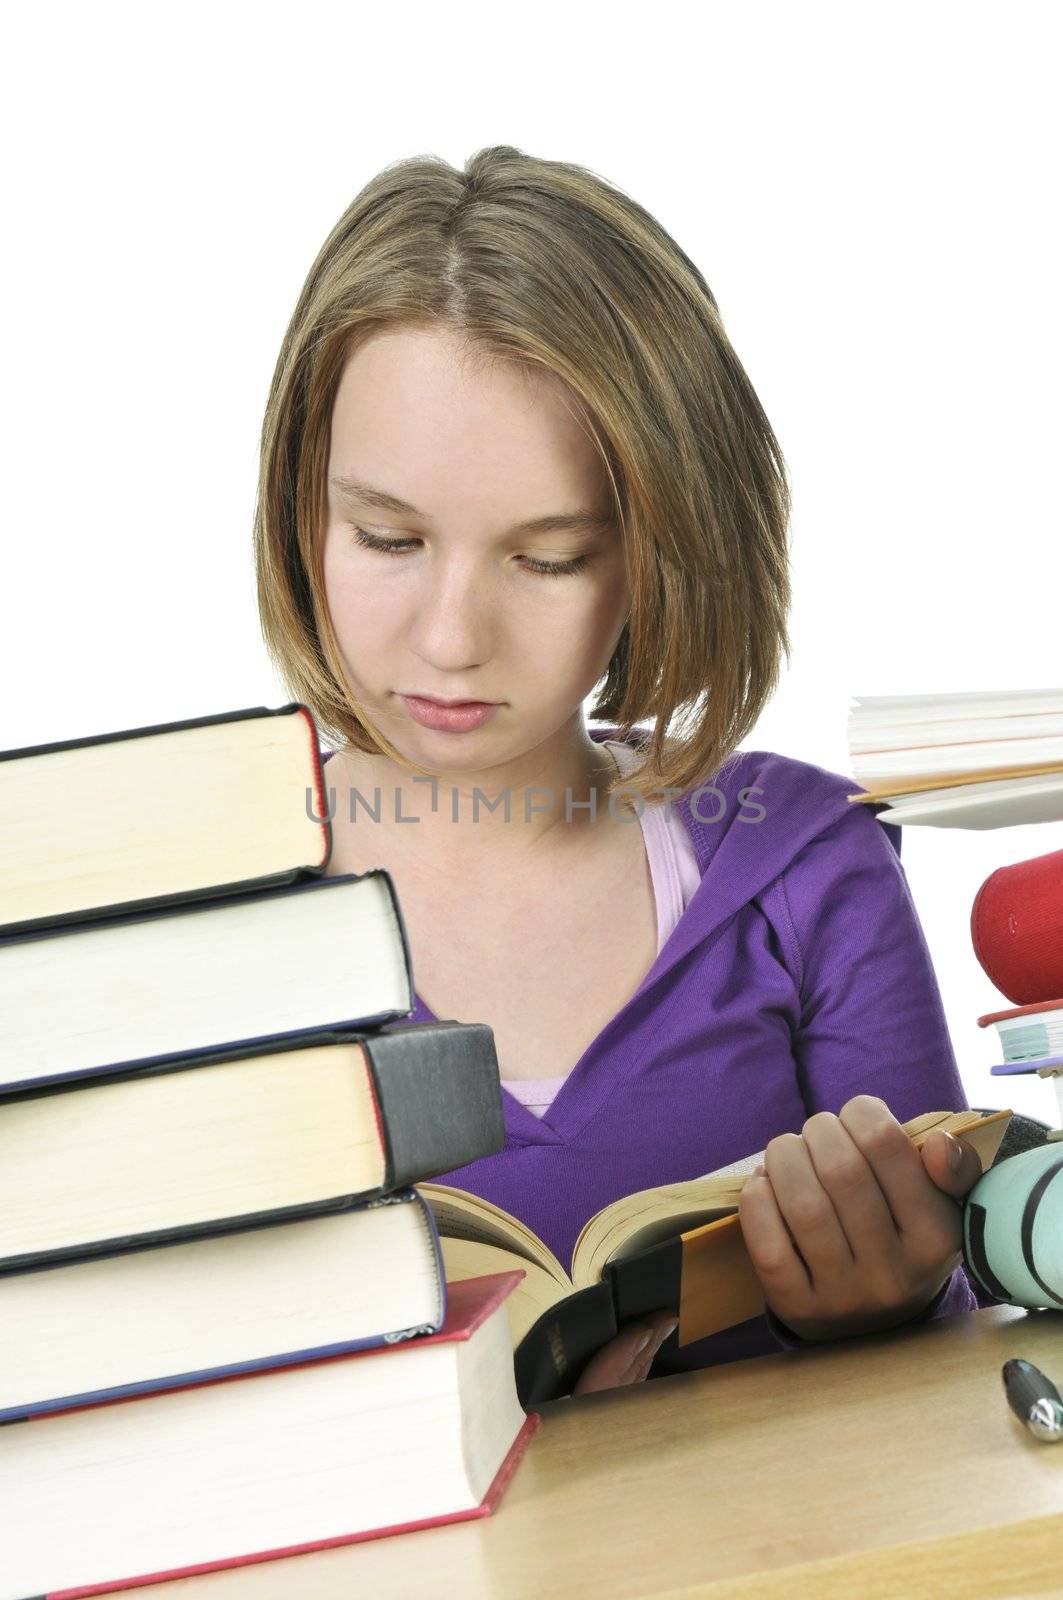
left=572, top=1310, right=679, bottom=1395
left=737, top=1095, right=984, bottom=1342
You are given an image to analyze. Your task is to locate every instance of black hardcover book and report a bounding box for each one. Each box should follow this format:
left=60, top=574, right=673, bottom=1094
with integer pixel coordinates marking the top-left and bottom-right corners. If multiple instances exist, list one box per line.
left=0, top=1019, right=505, bottom=1274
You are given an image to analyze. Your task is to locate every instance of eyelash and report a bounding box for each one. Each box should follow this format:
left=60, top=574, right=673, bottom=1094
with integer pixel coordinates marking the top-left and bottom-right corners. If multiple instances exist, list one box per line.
left=348, top=525, right=592, bottom=578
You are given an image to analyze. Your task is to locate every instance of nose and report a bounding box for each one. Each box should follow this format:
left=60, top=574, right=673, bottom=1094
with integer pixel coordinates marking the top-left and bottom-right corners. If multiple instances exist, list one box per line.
left=407, top=553, right=496, bottom=672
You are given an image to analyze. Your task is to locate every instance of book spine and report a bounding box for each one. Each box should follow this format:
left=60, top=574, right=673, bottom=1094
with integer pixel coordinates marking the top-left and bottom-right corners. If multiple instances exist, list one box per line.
left=605, top=1235, right=684, bottom=1329
left=367, top=1022, right=506, bottom=1186
left=513, top=1280, right=617, bottom=1407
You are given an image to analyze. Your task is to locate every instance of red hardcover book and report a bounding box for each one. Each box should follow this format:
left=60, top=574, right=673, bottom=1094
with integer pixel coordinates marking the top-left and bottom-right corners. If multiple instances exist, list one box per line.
left=1, top=1274, right=538, bottom=1600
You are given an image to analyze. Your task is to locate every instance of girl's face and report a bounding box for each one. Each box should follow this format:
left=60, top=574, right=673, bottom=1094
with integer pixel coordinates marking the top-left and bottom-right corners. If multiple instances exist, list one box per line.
left=321, top=325, right=630, bottom=770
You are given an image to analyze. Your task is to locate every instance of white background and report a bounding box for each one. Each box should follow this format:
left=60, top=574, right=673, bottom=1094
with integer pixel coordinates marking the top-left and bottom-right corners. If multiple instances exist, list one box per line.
left=3, top=1, right=1060, bottom=1121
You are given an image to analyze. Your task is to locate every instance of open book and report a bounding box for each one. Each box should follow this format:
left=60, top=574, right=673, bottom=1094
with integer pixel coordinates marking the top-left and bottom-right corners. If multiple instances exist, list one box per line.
left=418, top=1108, right=1012, bottom=1406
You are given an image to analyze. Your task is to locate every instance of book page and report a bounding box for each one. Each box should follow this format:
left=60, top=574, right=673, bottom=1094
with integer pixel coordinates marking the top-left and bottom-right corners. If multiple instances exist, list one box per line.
left=437, top=1237, right=569, bottom=1346
left=417, top=1183, right=570, bottom=1288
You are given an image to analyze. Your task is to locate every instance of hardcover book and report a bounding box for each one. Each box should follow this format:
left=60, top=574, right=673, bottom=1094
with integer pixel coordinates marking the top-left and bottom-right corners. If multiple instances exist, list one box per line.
left=0, top=873, right=415, bottom=1090
left=0, top=703, right=330, bottom=937
left=0, top=1189, right=445, bottom=1422
left=0, top=1020, right=504, bottom=1269
left=0, top=1274, right=538, bottom=1600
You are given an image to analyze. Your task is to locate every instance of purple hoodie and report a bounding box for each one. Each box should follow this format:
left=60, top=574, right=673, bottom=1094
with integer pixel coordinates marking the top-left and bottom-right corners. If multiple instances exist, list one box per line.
left=322, top=727, right=994, bottom=1374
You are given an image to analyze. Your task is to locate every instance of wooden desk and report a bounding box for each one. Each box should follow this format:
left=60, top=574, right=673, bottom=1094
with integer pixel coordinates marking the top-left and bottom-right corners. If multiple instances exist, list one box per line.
left=120, top=1305, right=1063, bottom=1600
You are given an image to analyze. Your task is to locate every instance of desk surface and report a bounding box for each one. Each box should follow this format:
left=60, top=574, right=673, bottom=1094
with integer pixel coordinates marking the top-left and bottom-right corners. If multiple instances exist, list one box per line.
left=119, top=1304, right=1063, bottom=1600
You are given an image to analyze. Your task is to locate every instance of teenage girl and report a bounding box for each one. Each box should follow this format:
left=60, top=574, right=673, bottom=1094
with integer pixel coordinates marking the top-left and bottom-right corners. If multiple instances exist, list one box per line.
left=254, top=145, right=990, bottom=1395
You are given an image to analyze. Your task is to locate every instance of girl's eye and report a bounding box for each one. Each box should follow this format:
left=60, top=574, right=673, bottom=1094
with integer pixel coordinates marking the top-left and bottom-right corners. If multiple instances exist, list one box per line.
left=349, top=525, right=591, bottom=578
left=350, top=527, right=414, bottom=557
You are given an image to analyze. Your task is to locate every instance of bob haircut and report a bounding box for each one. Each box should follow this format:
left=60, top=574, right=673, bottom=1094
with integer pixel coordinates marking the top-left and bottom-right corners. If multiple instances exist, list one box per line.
left=254, top=143, right=792, bottom=807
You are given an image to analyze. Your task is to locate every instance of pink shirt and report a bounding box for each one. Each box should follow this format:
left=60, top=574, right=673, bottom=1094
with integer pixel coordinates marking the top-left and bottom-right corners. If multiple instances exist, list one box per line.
left=506, top=739, right=700, bottom=1116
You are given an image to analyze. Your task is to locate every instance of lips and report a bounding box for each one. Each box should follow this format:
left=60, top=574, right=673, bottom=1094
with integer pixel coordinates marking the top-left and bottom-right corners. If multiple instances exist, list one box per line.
left=400, top=695, right=501, bottom=733
left=406, top=695, right=496, bottom=708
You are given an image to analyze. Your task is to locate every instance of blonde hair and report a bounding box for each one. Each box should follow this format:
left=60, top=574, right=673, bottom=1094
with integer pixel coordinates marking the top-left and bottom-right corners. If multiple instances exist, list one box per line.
left=254, top=143, right=792, bottom=805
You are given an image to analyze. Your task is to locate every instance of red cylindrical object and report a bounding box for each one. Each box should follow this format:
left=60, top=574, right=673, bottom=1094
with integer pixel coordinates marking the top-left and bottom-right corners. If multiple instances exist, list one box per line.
left=971, top=845, right=1063, bottom=1005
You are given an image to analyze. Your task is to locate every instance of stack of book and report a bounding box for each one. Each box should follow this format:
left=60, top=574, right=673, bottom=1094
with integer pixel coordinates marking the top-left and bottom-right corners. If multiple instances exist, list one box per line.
left=0, top=703, right=537, bottom=1599
left=972, top=844, right=1063, bottom=1133
left=846, top=686, right=1063, bottom=828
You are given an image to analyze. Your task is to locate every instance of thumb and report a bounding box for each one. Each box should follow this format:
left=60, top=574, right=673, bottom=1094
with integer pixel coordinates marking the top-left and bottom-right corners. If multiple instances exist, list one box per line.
left=921, top=1129, right=984, bottom=1200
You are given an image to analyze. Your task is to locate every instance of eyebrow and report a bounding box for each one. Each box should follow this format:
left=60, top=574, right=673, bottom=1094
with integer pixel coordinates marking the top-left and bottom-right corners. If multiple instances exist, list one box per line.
left=328, top=475, right=614, bottom=538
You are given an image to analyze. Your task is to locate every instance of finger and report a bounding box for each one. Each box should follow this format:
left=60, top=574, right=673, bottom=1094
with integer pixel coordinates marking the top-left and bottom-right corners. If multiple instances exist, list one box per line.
left=630, top=1350, right=660, bottom=1384
left=838, top=1096, right=960, bottom=1265
left=572, top=1315, right=674, bottom=1395
left=609, top=1318, right=667, bottom=1381
left=920, top=1128, right=985, bottom=1200
left=761, top=1129, right=854, bottom=1280
left=737, top=1164, right=813, bottom=1309
left=571, top=1352, right=617, bottom=1395
left=624, top=1313, right=678, bottom=1381
left=800, top=1110, right=903, bottom=1269
left=573, top=1329, right=643, bottom=1394
left=572, top=1339, right=639, bottom=1395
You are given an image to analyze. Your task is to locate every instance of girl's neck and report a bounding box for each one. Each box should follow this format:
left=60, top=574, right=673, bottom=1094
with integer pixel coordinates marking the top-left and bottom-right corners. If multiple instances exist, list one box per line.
left=324, top=732, right=624, bottom=874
